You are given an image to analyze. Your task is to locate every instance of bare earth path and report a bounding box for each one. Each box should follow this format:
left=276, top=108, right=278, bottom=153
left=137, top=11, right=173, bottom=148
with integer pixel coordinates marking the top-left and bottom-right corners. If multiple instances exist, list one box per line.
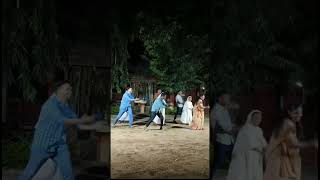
left=111, top=115, right=210, bottom=179
left=3, top=116, right=316, bottom=180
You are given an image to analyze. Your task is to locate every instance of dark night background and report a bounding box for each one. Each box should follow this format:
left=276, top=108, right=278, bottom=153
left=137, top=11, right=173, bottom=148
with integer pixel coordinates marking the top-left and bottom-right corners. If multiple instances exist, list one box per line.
left=2, top=0, right=318, bottom=179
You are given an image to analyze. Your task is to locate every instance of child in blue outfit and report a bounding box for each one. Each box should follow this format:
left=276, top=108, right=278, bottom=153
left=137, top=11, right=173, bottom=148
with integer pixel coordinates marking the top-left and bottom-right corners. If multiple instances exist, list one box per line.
left=112, top=86, right=139, bottom=128
left=144, top=92, right=168, bottom=130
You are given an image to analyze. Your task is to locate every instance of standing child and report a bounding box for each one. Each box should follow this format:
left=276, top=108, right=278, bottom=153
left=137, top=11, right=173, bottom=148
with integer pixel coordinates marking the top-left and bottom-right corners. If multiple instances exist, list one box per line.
left=144, top=92, right=168, bottom=130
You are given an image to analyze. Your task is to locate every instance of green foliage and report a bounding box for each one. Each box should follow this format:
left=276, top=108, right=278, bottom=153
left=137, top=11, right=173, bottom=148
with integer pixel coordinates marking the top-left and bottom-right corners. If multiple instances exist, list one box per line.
left=165, top=107, right=177, bottom=115
left=111, top=103, right=120, bottom=115
left=5, top=8, right=65, bottom=102
left=2, top=131, right=33, bottom=169
left=208, top=0, right=306, bottom=96
left=137, top=16, right=209, bottom=93
left=111, top=24, right=130, bottom=93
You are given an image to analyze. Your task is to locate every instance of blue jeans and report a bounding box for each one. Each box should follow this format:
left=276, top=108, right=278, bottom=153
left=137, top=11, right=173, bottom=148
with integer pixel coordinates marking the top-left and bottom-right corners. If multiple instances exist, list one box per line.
left=145, top=111, right=164, bottom=128
left=113, top=106, right=133, bottom=126
left=19, top=144, right=74, bottom=180
left=212, top=141, right=233, bottom=175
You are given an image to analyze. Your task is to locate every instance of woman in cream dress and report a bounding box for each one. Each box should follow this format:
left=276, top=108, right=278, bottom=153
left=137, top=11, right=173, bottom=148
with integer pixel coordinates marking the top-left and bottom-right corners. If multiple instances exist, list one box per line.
left=226, top=110, right=267, bottom=180
left=190, top=95, right=209, bottom=130
left=264, top=104, right=318, bottom=180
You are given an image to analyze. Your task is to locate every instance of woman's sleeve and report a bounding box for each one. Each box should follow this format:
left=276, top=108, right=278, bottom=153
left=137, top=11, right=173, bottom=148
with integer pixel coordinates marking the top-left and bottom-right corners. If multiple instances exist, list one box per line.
left=198, top=100, right=205, bottom=109
left=260, top=128, right=268, bottom=148
left=286, top=131, right=299, bottom=147
left=281, top=120, right=300, bottom=150
left=278, top=119, right=292, bottom=139
left=247, top=132, right=262, bottom=151
left=189, top=102, right=193, bottom=109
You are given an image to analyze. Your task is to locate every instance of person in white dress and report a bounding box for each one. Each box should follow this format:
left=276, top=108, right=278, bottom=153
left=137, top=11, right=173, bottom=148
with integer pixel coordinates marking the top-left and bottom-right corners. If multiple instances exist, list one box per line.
left=226, top=110, right=267, bottom=180
left=153, top=92, right=166, bottom=125
left=180, top=96, right=193, bottom=125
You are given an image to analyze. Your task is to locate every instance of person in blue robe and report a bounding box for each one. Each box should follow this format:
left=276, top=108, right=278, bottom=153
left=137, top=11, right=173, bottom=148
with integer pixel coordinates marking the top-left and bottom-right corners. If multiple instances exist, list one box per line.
left=19, top=81, right=96, bottom=180
left=112, top=86, right=139, bottom=128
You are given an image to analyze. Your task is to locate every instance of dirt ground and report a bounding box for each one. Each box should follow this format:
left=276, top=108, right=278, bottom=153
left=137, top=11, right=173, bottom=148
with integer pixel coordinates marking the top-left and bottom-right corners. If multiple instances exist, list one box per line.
left=111, top=115, right=209, bottom=179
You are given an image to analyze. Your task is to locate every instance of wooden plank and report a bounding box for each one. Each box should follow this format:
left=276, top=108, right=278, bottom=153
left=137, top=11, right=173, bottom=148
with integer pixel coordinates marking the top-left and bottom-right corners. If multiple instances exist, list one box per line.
left=96, top=132, right=110, bottom=163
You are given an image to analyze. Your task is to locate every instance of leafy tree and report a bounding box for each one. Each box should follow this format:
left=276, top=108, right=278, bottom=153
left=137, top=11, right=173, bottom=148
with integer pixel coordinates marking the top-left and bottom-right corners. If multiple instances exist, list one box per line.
left=208, top=0, right=307, bottom=99
left=111, top=24, right=130, bottom=93
left=4, top=3, right=66, bottom=102
left=137, top=15, right=210, bottom=93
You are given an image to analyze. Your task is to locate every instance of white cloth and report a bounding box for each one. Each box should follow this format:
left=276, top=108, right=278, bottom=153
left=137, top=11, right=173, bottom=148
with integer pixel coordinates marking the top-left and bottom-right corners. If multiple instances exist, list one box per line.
left=153, top=93, right=166, bottom=125
left=180, top=101, right=193, bottom=125
left=32, top=159, right=62, bottom=180
left=226, top=110, right=267, bottom=180
left=212, top=103, right=234, bottom=145
left=153, top=108, right=166, bottom=125
left=175, top=95, right=184, bottom=108
left=119, top=111, right=129, bottom=121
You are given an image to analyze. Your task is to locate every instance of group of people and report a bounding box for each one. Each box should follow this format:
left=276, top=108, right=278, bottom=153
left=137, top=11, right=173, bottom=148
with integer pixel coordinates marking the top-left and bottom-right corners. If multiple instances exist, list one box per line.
left=211, top=91, right=318, bottom=180
left=18, top=80, right=318, bottom=180
left=112, top=87, right=210, bottom=131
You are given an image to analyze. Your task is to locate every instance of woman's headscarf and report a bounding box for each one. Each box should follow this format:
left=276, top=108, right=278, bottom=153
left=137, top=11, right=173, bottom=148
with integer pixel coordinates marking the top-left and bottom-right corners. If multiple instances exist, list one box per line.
left=246, top=109, right=262, bottom=124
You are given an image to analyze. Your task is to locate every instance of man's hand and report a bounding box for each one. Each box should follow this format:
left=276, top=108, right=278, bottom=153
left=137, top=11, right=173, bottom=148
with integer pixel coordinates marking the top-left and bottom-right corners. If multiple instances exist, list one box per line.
left=134, top=98, right=140, bottom=101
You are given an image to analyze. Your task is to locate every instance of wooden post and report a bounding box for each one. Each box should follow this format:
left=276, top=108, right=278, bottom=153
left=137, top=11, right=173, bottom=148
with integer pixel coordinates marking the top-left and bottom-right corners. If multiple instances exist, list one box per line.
left=95, top=130, right=110, bottom=163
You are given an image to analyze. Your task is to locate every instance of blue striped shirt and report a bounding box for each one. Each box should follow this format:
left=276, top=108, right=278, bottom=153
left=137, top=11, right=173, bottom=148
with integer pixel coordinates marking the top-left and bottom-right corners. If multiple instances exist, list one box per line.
left=32, top=95, right=77, bottom=152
